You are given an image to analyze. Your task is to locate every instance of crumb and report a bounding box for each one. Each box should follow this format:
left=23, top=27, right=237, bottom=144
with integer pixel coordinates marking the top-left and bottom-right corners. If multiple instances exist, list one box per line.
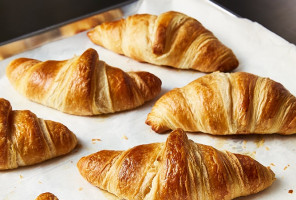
left=288, top=189, right=293, bottom=194
left=245, top=151, right=256, bottom=158
left=70, top=161, right=73, bottom=163
left=270, top=163, right=275, bottom=166
left=265, top=146, right=270, bottom=151
left=19, top=175, right=23, bottom=179
left=122, top=135, right=128, bottom=140
left=284, top=164, right=290, bottom=170
left=79, top=187, right=83, bottom=191
left=38, top=181, right=42, bottom=184
left=92, top=138, right=102, bottom=144
left=255, top=137, right=265, bottom=148
left=243, top=140, right=247, bottom=148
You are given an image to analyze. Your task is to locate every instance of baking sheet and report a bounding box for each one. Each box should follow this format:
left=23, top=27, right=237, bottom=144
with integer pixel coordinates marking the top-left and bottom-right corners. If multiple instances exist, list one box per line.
left=1, top=0, right=296, bottom=199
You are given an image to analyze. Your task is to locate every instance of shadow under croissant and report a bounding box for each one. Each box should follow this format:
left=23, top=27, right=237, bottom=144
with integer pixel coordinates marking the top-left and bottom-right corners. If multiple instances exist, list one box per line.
left=129, top=58, right=199, bottom=72
left=82, top=87, right=172, bottom=119
left=161, top=128, right=296, bottom=138
left=13, top=85, right=169, bottom=119
left=227, top=132, right=296, bottom=145
left=188, top=131, right=296, bottom=145
left=179, top=131, right=296, bottom=158
left=100, top=189, right=121, bottom=200
left=93, top=180, right=281, bottom=200
left=84, top=170, right=280, bottom=200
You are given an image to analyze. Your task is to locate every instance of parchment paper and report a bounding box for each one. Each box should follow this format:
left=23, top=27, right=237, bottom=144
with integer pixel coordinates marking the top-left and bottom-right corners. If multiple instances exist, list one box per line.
left=1, top=0, right=296, bottom=199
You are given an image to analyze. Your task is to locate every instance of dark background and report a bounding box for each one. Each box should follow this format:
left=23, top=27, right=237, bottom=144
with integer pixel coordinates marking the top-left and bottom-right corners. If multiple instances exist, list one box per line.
left=0, top=0, right=295, bottom=45
left=0, top=0, right=135, bottom=45
left=211, top=0, right=296, bottom=44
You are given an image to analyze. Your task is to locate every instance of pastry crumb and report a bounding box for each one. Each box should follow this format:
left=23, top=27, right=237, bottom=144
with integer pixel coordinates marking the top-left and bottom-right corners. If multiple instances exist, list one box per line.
left=243, top=140, right=247, bottom=148
left=255, top=137, right=265, bottom=148
left=19, top=175, right=23, bottom=179
left=270, top=163, right=275, bottom=166
left=122, top=135, right=128, bottom=140
left=245, top=151, right=256, bottom=158
left=38, top=181, right=42, bottom=184
left=288, top=190, right=293, bottom=194
left=284, top=164, right=290, bottom=170
left=79, top=187, right=83, bottom=191
left=92, top=138, right=102, bottom=144
left=265, top=146, right=270, bottom=151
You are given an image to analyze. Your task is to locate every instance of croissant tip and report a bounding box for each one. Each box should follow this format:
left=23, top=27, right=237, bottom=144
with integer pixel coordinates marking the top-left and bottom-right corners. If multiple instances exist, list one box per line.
left=145, top=117, right=151, bottom=125
left=77, top=156, right=84, bottom=169
left=87, top=29, right=101, bottom=45
left=145, top=115, right=171, bottom=134
left=6, top=57, right=39, bottom=81
left=268, top=166, right=276, bottom=180
left=170, top=128, right=187, bottom=136
left=133, top=71, right=162, bottom=100
left=87, top=29, right=95, bottom=37
left=82, top=48, right=98, bottom=57
left=148, top=124, right=169, bottom=134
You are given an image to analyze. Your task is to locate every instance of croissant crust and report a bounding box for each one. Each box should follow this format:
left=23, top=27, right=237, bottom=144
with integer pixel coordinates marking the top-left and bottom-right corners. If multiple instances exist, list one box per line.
left=88, top=11, right=239, bottom=72
left=35, top=192, right=59, bottom=200
left=6, top=48, right=162, bottom=115
left=146, top=72, right=296, bottom=135
left=0, top=98, right=77, bottom=170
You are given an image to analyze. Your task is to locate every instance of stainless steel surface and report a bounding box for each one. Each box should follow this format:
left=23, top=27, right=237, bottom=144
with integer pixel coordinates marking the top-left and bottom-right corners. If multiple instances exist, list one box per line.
left=0, top=1, right=141, bottom=61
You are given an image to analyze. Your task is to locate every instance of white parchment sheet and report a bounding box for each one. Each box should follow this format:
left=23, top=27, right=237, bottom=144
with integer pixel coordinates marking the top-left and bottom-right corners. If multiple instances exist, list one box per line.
left=1, top=0, right=296, bottom=199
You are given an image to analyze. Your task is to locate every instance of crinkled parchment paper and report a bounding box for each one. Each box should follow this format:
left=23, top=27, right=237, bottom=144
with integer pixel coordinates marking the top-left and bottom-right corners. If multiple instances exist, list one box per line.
left=0, top=0, right=296, bottom=199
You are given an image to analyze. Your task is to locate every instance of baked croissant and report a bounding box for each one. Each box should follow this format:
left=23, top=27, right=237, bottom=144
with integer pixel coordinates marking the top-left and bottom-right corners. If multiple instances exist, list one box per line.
left=35, top=192, right=59, bottom=200
left=77, top=128, right=275, bottom=200
left=6, top=48, right=162, bottom=115
left=0, top=98, right=77, bottom=170
left=146, top=71, right=296, bottom=135
left=88, top=11, right=239, bottom=72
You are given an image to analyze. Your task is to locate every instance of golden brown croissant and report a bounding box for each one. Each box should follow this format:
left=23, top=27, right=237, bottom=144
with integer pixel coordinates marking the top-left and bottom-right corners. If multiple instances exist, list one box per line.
left=146, top=71, right=296, bottom=135
left=6, top=48, right=162, bottom=115
left=77, top=128, right=275, bottom=200
left=35, top=192, right=59, bottom=200
left=0, top=98, right=77, bottom=170
left=88, top=11, right=239, bottom=72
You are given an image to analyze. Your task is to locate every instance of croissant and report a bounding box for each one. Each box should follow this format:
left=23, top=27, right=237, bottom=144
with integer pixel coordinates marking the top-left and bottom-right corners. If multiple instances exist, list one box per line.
left=146, top=71, right=296, bottom=135
left=6, top=48, right=162, bottom=115
left=0, top=98, right=77, bottom=170
left=35, top=192, right=59, bottom=200
left=77, top=128, right=275, bottom=200
left=87, top=11, right=239, bottom=72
